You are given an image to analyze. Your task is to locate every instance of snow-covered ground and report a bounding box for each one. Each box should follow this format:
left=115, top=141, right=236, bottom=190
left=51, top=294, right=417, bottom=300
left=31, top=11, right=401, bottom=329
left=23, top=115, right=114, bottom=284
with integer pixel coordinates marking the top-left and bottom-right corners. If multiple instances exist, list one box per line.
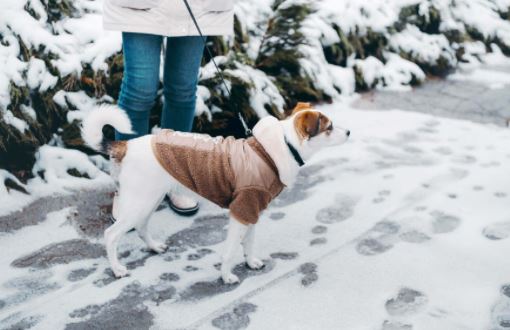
left=2, top=0, right=510, bottom=329
left=1, top=86, right=510, bottom=329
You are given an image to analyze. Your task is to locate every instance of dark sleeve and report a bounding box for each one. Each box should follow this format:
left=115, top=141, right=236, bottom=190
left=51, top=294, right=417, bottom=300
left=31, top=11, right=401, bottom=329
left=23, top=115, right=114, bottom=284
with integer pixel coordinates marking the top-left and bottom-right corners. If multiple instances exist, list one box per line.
left=229, top=188, right=273, bottom=225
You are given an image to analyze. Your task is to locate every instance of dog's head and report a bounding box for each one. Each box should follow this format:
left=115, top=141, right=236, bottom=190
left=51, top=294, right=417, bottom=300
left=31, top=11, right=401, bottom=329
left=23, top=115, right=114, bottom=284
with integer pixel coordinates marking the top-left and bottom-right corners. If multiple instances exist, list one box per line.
left=252, top=103, right=350, bottom=186
left=289, top=102, right=350, bottom=155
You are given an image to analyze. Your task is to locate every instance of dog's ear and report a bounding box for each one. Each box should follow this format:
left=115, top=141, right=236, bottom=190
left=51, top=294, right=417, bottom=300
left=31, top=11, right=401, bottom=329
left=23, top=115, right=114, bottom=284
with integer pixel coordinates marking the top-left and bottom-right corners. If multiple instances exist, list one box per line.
left=292, top=102, right=312, bottom=114
left=294, top=110, right=332, bottom=141
left=294, top=110, right=321, bottom=140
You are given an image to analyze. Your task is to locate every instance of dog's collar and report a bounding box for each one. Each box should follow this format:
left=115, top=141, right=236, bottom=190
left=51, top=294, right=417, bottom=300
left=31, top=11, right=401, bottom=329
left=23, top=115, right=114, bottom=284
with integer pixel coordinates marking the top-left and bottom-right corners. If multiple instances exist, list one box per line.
left=284, top=136, right=305, bottom=167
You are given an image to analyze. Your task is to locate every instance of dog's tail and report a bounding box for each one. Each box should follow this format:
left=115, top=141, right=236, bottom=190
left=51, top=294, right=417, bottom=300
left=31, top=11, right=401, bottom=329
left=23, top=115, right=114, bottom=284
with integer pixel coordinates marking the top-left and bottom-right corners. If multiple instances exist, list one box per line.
left=81, top=105, right=133, bottom=155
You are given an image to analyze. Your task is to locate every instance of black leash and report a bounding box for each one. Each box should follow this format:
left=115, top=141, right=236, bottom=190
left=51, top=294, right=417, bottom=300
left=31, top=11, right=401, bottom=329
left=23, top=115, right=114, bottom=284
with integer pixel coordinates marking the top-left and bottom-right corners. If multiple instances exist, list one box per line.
left=182, top=0, right=252, bottom=137
left=183, top=0, right=305, bottom=167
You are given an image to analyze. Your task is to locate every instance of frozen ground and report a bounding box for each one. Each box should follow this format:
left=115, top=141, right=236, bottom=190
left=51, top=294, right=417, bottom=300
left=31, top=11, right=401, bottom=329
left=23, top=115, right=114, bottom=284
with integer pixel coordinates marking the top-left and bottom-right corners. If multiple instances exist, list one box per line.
left=1, top=66, right=510, bottom=329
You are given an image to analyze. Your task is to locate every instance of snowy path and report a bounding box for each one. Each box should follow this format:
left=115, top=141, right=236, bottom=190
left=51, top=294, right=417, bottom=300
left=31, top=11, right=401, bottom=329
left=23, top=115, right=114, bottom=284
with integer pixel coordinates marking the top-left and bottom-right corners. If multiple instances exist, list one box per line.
left=1, top=72, right=510, bottom=329
left=353, top=61, right=510, bottom=128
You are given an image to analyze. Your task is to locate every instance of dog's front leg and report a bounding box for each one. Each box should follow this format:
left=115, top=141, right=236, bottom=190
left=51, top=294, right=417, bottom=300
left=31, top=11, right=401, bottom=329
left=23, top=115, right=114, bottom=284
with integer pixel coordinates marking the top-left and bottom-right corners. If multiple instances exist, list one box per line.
left=242, top=224, right=264, bottom=270
left=221, top=219, right=248, bottom=284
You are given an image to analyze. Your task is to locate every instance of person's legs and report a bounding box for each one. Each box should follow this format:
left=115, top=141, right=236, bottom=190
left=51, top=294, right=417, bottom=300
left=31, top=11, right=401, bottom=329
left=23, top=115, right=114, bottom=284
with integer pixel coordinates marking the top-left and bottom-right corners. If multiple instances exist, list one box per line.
left=161, top=36, right=205, bottom=132
left=161, top=36, right=205, bottom=214
left=116, top=32, right=162, bottom=140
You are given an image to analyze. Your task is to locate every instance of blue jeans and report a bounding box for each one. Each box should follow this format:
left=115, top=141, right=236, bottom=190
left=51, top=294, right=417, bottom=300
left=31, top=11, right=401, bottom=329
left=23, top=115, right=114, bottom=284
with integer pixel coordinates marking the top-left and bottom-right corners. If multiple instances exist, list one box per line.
left=116, top=32, right=205, bottom=140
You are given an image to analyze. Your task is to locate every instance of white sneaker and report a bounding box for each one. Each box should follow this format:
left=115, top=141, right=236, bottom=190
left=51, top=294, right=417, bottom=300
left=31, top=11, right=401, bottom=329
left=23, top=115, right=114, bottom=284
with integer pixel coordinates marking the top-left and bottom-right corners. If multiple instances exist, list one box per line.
left=167, top=193, right=199, bottom=216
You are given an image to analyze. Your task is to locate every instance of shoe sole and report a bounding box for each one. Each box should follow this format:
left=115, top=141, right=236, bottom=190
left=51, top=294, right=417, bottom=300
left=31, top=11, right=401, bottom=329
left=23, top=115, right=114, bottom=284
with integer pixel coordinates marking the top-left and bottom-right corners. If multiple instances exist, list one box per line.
left=169, top=202, right=199, bottom=216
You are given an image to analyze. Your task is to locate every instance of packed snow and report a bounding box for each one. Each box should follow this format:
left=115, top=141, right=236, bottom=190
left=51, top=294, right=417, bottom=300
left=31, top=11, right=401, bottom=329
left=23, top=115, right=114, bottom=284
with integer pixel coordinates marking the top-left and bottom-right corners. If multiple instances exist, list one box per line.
left=1, top=0, right=510, bottom=328
left=1, top=101, right=510, bottom=329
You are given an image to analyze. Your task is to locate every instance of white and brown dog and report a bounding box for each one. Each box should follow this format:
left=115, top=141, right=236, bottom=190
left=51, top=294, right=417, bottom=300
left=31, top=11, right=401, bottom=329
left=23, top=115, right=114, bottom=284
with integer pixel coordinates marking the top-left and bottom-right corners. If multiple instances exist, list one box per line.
left=81, top=102, right=350, bottom=284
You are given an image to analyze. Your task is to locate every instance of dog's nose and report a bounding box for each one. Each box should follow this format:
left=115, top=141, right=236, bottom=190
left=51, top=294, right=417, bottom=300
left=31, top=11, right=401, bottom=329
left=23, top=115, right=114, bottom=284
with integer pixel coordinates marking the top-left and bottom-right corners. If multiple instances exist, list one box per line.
left=346, top=130, right=351, bottom=137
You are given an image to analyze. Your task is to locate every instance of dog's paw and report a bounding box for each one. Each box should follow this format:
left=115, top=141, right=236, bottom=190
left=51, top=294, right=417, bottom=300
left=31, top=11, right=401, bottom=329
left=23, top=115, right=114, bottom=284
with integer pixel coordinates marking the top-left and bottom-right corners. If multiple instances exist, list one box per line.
left=222, top=273, right=240, bottom=285
left=150, top=241, right=168, bottom=254
left=246, top=257, right=264, bottom=270
left=112, top=264, right=129, bottom=278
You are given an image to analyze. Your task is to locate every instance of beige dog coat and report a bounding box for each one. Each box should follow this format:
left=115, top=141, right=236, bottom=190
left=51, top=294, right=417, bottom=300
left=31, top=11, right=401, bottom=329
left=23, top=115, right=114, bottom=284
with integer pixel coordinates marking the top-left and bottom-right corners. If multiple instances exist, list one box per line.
left=151, top=130, right=284, bottom=224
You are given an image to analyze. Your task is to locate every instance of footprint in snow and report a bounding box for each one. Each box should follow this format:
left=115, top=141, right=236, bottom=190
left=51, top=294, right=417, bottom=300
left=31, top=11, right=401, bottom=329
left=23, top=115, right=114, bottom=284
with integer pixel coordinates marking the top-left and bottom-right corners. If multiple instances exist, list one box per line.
left=298, top=262, right=318, bottom=287
left=483, top=222, right=510, bottom=240
left=355, top=210, right=460, bottom=256
left=433, top=146, right=453, bottom=155
left=269, top=212, right=285, bottom=220
left=310, top=237, right=327, bottom=246
left=399, top=230, right=431, bottom=244
left=315, top=194, right=357, bottom=224
left=489, top=284, right=510, bottom=329
left=211, top=302, right=258, bottom=330
left=356, top=221, right=399, bottom=256
left=480, top=161, right=501, bottom=168
left=430, top=211, right=461, bottom=234
left=374, top=190, right=391, bottom=204
left=273, top=164, right=327, bottom=207
left=67, top=268, right=96, bottom=282
left=311, top=225, right=327, bottom=234
left=381, top=320, right=413, bottom=330
left=450, top=154, right=477, bottom=164
left=356, top=238, right=394, bottom=256
left=385, top=287, right=428, bottom=316
left=414, top=206, right=427, bottom=212
left=179, top=260, right=274, bottom=301
left=270, top=252, right=298, bottom=260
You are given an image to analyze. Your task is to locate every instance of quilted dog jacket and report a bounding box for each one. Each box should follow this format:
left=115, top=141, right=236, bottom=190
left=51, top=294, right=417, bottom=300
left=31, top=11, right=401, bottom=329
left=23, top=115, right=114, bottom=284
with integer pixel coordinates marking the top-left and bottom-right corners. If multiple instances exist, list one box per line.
left=151, top=130, right=284, bottom=224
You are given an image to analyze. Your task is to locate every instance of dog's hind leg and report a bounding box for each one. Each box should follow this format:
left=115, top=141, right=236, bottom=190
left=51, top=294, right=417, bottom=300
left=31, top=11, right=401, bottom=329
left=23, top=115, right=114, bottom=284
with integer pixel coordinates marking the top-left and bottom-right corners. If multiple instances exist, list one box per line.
left=105, top=187, right=166, bottom=278
left=104, top=214, right=134, bottom=278
left=135, top=194, right=168, bottom=253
